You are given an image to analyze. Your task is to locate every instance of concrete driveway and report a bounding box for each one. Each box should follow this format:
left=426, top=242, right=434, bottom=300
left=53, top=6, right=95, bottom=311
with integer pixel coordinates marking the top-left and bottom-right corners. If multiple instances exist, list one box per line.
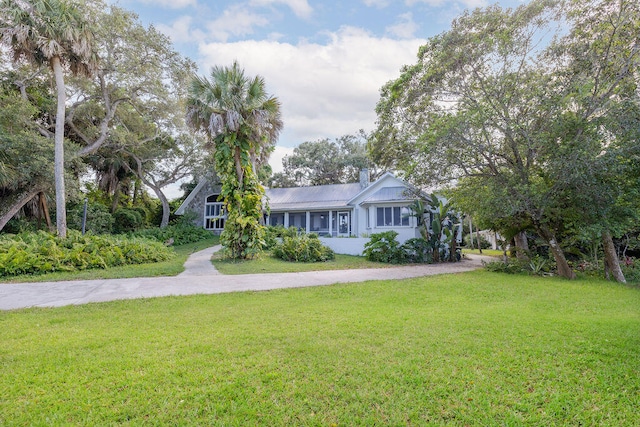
left=0, top=245, right=492, bottom=310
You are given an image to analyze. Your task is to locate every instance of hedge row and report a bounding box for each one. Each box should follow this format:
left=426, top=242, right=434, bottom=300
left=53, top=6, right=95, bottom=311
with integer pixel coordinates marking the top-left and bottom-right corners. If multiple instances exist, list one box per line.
left=0, top=231, right=174, bottom=278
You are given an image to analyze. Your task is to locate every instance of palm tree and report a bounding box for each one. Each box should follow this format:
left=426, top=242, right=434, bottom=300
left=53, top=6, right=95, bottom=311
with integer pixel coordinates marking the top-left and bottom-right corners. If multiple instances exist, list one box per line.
left=186, top=62, right=282, bottom=258
left=0, top=0, right=97, bottom=238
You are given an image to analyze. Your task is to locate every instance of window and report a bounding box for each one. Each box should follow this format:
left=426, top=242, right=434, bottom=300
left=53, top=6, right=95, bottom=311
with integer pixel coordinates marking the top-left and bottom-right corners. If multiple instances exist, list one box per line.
left=205, top=195, right=225, bottom=230
left=289, top=213, right=306, bottom=230
left=269, top=213, right=285, bottom=226
left=309, top=211, right=329, bottom=234
left=376, top=206, right=410, bottom=227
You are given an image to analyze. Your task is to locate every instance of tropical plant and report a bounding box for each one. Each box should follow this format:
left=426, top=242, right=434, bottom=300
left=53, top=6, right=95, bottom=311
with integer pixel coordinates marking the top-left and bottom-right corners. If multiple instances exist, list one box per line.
left=363, top=231, right=406, bottom=264
left=409, top=194, right=461, bottom=262
left=186, top=62, right=282, bottom=259
left=272, top=232, right=335, bottom=263
left=0, top=0, right=97, bottom=238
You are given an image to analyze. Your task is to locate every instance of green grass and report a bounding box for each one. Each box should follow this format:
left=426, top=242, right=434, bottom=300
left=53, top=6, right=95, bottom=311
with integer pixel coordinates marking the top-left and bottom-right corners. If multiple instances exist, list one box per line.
left=462, top=248, right=504, bottom=257
left=1, top=271, right=638, bottom=425
left=213, top=251, right=390, bottom=274
left=0, top=236, right=219, bottom=283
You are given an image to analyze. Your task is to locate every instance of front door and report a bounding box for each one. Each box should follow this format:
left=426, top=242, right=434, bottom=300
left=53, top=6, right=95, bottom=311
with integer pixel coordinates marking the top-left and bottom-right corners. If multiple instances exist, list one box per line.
left=338, top=212, right=349, bottom=236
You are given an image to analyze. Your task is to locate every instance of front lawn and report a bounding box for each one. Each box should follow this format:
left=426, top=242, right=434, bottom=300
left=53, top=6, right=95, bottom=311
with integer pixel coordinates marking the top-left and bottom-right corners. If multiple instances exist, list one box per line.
left=1, top=271, right=638, bottom=425
left=212, top=252, right=390, bottom=274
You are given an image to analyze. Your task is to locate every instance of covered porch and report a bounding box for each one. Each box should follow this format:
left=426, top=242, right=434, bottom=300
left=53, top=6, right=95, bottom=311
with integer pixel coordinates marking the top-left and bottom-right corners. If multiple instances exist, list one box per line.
left=267, top=209, right=353, bottom=237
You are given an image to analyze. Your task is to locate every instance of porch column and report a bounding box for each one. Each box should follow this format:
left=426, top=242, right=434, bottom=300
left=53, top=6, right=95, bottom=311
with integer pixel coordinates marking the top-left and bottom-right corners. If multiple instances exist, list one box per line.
left=284, top=212, right=289, bottom=228
left=305, top=211, right=310, bottom=233
left=329, top=211, right=333, bottom=236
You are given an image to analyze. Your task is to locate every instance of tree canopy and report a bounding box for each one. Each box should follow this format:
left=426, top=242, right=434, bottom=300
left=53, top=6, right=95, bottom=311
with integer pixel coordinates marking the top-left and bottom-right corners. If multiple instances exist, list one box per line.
left=269, top=132, right=379, bottom=188
left=371, top=0, right=640, bottom=280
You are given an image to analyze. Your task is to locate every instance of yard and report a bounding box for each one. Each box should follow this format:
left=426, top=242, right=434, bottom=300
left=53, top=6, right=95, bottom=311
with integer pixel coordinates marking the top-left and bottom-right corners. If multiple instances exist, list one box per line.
left=1, top=271, right=638, bottom=425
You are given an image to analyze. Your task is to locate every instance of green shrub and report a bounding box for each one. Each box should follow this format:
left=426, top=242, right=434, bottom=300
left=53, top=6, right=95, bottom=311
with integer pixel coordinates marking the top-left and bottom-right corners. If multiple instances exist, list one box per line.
left=113, top=208, right=145, bottom=233
left=0, top=230, right=174, bottom=278
left=272, top=232, right=335, bottom=262
left=132, top=221, right=213, bottom=246
left=363, top=231, right=406, bottom=264
left=401, top=238, right=434, bottom=263
left=67, top=203, right=114, bottom=234
left=484, top=255, right=554, bottom=276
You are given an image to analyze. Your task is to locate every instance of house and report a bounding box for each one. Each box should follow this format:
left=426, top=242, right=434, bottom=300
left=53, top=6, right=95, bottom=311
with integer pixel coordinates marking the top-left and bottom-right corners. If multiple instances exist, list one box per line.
left=175, top=170, right=428, bottom=255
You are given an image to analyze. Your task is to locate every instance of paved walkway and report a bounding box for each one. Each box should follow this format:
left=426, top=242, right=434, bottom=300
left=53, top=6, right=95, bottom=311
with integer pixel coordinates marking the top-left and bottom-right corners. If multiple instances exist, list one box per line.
left=0, top=246, right=493, bottom=310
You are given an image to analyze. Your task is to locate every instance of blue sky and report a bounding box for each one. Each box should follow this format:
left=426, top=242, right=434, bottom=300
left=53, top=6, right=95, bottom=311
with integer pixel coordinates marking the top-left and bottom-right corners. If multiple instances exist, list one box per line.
left=111, top=0, right=527, bottom=172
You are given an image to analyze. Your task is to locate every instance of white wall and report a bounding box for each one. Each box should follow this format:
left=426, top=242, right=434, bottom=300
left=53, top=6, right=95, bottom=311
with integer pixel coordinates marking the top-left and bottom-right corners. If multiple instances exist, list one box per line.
left=319, top=233, right=418, bottom=256
left=319, top=237, right=369, bottom=256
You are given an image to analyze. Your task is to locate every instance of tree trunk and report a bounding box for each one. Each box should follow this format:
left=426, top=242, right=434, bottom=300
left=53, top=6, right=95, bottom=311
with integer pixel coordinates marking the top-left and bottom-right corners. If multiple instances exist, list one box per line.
left=156, top=188, right=171, bottom=228
left=39, top=192, right=53, bottom=230
left=602, top=230, right=626, bottom=283
left=468, top=217, right=475, bottom=249
left=52, top=56, right=68, bottom=238
left=476, top=227, right=483, bottom=254
left=0, top=187, right=44, bottom=231
left=514, top=231, right=530, bottom=260
left=536, top=224, right=575, bottom=279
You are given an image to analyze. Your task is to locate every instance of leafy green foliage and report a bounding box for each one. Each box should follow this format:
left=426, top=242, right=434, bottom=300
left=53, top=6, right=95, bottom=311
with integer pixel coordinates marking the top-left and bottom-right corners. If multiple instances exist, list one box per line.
left=67, top=202, right=114, bottom=234
left=372, top=0, right=640, bottom=280
left=0, top=230, right=173, bottom=277
left=113, top=208, right=145, bottom=233
left=272, top=232, right=335, bottom=263
left=363, top=231, right=406, bottom=264
left=132, top=221, right=213, bottom=246
left=268, top=132, right=378, bottom=187
left=484, top=255, right=555, bottom=276
left=401, top=238, right=434, bottom=263
left=187, top=62, right=282, bottom=259
left=410, top=194, right=461, bottom=262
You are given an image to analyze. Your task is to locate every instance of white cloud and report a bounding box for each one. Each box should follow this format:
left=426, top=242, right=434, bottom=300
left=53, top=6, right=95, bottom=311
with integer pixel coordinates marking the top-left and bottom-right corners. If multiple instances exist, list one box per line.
left=386, top=12, right=419, bottom=38
left=155, top=16, right=196, bottom=44
left=362, top=0, right=391, bottom=7
left=269, top=145, right=296, bottom=172
left=250, top=0, right=313, bottom=19
left=198, top=26, right=425, bottom=151
left=206, top=5, right=270, bottom=42
left=406, top=0, right=488, bottom=7
left=136, top=0, right=197, bottom=9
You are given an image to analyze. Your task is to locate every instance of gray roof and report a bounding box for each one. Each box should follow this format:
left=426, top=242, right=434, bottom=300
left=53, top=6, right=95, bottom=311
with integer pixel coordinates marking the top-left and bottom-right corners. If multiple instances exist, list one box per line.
left=266, top=183, right=362, bottom=211
left=362, top=186, right=413, bottom=203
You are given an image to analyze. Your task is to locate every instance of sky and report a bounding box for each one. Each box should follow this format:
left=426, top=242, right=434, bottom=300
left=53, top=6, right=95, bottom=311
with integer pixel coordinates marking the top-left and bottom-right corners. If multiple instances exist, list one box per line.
left=110, top=0, right=526, bottom=175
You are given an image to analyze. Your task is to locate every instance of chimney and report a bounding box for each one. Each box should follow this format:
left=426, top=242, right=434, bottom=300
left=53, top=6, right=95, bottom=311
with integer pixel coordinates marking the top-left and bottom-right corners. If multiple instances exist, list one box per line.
left=359, top=168, right=370, bottom=189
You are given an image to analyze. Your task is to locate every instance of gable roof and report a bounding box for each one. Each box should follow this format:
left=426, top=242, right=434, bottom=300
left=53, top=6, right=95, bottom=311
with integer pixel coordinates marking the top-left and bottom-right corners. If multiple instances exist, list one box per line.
left=361, top=186, right=413, bottom=203
left=174, top=180, right=207, bottom=215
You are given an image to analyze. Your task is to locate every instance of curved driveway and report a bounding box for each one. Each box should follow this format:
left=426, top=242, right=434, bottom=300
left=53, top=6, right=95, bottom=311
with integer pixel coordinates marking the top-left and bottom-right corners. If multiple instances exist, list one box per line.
left=0, top=246, right=492, bottom=310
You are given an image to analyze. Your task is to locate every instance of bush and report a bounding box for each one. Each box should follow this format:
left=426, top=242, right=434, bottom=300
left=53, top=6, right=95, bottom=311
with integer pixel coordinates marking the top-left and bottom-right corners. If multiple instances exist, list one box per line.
left=401, top=238, right=434, bottom=263
left=484, top=255, right=554, bottom=276
left=67, top=203, right=114, bottom=234
left=132, top=220, right=213, bottom=246
left=272, top=232, right=335, bottom=262
left=113, top=208, right=145, bottom=233
left=0, top=230, right=174, bottom=278
left=363, top=231, right=406, bottom=264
